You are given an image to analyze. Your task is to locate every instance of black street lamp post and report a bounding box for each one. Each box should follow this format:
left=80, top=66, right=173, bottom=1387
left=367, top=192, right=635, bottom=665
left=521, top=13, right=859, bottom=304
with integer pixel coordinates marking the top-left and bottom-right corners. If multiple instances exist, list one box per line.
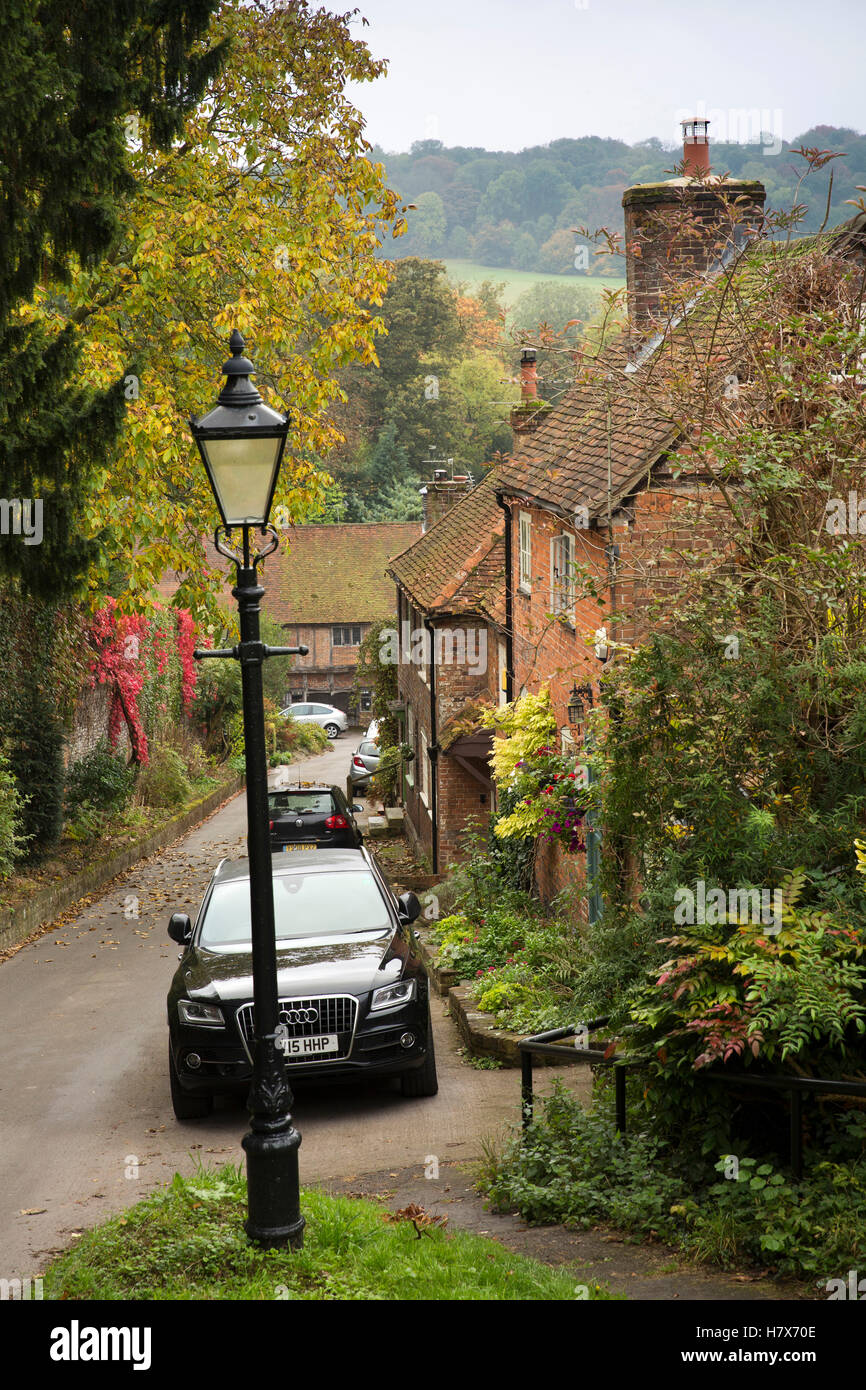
left=190, top=329, right=306, bottom=1249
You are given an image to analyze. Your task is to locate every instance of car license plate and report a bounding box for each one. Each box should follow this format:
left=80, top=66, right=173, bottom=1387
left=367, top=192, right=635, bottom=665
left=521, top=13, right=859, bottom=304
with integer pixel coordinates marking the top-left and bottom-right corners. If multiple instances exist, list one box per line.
left=279, top=1034, right=338, bottom=1057
left=282, top=843, right=316, bottom=851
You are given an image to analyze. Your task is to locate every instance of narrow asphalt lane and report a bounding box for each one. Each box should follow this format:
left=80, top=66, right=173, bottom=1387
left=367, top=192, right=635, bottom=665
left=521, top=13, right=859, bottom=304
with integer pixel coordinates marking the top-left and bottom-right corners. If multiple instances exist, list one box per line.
left=0, top=736, right=576, bottom=1278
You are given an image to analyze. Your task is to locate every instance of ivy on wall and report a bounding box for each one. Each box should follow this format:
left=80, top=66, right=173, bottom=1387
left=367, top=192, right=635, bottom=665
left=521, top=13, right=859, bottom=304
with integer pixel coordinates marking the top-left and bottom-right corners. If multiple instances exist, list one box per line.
left=87, top=598, right=199, bottom=766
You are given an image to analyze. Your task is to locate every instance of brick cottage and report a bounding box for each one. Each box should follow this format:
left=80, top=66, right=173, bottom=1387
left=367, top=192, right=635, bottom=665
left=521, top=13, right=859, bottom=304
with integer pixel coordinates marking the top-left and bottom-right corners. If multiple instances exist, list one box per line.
left=389, top=120, right=866, bottom=910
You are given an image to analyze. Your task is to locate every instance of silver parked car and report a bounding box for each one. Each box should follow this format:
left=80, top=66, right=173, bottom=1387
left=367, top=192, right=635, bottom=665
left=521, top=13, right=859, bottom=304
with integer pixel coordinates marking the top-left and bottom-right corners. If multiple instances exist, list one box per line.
left=350, top=739, right=381, bottom=791
left=280, top=701, right=348, bottom=739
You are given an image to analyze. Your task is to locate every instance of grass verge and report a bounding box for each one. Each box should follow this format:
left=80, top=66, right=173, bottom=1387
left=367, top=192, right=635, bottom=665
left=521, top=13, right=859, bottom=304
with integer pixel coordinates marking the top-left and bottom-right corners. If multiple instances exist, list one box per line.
left=45, top=1164, right=615, bottom=1301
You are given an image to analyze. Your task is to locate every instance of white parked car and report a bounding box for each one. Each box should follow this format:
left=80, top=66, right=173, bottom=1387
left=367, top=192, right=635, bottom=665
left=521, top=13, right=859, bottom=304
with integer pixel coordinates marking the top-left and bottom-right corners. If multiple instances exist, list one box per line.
left=365, top=718, right=380, bottom=742
left=280, top=701, right=348, bottom=739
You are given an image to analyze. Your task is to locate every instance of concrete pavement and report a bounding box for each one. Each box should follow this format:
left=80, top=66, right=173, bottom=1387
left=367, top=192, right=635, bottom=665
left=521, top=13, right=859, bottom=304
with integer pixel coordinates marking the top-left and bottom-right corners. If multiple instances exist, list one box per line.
left=0, top=735, right=560, bottom=1279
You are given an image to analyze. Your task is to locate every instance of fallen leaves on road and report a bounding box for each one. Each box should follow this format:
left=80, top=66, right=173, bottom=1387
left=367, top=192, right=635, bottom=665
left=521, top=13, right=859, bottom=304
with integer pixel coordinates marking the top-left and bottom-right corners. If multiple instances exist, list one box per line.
left=20, top=1207, right=46, bottom=1215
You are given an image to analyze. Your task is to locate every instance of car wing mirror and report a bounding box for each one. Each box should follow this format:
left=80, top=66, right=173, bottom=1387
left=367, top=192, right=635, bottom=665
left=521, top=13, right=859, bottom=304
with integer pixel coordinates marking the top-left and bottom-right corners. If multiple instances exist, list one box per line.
left=168, top=912, right=192, bottom=945
left=352, top=803, right=364, bottom=813
left=396, top=891, right=421, bottom=925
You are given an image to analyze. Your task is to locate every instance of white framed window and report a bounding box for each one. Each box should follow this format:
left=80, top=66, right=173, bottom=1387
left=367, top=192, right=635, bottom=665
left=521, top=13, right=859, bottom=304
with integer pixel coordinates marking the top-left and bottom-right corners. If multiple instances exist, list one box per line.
left=405, top=704, right=415, bottom=786
left=418, top=609, right=429, bottom=685
left=550, top=532, right=576, bottom=622
left=518, top=511, right=532, bottom=592
left=408, top=604, right=429, bottom=685
left=420, top=728, right=430, bottom=807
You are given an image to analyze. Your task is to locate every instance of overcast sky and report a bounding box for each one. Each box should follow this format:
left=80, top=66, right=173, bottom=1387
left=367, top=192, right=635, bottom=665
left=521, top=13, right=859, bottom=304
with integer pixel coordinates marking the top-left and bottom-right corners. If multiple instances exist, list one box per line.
left=346, top=0, right=865, bottom=153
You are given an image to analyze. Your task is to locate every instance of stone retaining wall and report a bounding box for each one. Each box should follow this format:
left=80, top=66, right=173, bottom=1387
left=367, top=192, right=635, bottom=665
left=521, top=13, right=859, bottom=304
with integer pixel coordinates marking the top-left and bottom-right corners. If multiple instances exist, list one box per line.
left=416, top=926, right=581, bottom=1071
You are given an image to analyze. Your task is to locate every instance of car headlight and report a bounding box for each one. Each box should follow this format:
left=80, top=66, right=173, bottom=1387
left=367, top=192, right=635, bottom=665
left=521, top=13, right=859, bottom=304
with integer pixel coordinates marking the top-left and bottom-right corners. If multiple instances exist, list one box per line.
left=178, top=999, right=224, bottom=1027
left=370, top=978, right=416, bottom=1013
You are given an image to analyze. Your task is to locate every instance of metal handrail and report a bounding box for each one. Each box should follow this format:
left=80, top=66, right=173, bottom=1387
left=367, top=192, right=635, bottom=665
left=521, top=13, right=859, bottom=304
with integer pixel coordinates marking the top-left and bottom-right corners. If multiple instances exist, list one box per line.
left=518, top=1017, right=638, bottom=1131
left=699, top=1069, right=866, bottom=1179
left=517, top=1018, right=866, bottom=1179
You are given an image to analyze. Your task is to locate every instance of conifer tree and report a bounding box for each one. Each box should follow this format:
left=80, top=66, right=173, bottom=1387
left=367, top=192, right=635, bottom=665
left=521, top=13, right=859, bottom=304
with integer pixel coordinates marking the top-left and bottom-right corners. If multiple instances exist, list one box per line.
left=0, top=0, right=226, bottom=851
left=0, top=0, right=227, bottom=600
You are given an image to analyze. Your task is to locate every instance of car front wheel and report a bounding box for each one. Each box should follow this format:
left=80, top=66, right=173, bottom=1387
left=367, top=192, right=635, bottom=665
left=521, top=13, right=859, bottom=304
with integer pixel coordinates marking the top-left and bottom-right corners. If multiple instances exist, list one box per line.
left=169, top=1041, right=213, bottom=1120
left=324, top=723, right=340, bottom=739
left=399, top=1012, right=439, bottom=1098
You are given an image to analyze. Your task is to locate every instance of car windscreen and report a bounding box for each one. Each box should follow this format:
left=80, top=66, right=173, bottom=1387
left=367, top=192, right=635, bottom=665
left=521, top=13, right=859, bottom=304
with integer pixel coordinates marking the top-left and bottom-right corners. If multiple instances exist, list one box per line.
left=269, top=791, right=334, bottom=816
left=358, top=742, right=379, bottom=756
left=199, top=871, right=391, bottom=948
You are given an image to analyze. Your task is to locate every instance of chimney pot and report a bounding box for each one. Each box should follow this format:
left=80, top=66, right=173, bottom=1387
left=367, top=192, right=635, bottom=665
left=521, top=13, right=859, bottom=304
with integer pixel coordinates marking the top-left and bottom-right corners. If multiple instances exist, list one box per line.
left=681, top=118, right=711, bottom=178
left=421, top=471, right=473, bottom=532
left=520, top=348, right=538, bottom=401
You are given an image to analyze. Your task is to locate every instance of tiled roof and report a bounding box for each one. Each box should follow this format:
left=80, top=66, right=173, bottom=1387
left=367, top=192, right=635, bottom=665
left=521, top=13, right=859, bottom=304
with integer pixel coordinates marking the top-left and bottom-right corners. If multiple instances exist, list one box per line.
left=498, top=326, right=694, bottom=520
left=496, top=231, right=843, bottom=520
left=388, top=468, right=506, bottom=624
left=190, top=523, right=421, bottom=624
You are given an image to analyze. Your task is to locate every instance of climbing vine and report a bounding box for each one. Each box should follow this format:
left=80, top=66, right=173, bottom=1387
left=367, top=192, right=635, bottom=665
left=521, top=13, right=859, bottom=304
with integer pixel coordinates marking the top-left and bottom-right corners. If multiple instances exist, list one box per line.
left=479, top=688, right=591, bottom=852
left=88, top=599, right=200, bottom=765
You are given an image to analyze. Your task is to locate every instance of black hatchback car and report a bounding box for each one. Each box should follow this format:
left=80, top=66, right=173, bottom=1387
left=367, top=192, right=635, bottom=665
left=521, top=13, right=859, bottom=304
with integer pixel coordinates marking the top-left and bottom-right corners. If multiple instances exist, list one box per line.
left=268, top=783, right=362, bottom=852
left=166, top=848, right=436, bottom=1119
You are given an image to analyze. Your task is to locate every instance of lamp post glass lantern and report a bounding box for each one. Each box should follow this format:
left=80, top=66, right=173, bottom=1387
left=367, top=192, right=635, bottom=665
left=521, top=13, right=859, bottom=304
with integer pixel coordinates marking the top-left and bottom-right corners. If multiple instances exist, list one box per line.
left=190, top=329, right=305, bottom=1250
left=191, top=329, right=288, bottom=528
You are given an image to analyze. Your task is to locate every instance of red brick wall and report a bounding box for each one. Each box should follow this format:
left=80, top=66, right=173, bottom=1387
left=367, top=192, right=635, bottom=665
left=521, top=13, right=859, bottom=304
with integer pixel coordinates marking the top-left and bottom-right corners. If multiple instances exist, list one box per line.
left=399, top=621, right=435, bottom=865
left=614, top=473, right=733, bottom=646
left=506, top=472, right=731, bottom=905
left=622, top=182, right=765, bottom=333
left=433, top=616, right=499, bottom=870
left=436, top=754, right=492, bottom=871
left=510, top=504, right=608, bottom=728
left=395, top=590, right=501, bottom=871
left=534, top=839, right=589, bottom=921
left=279, top=622, right=373, bottom=711
left=508, top=473, right=730, bottom=729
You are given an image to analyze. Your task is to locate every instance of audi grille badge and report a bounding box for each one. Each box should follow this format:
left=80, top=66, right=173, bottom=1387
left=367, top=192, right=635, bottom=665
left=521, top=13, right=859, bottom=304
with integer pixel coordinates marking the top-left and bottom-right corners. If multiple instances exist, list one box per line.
left=279, top=1007, right=319, bottom=1026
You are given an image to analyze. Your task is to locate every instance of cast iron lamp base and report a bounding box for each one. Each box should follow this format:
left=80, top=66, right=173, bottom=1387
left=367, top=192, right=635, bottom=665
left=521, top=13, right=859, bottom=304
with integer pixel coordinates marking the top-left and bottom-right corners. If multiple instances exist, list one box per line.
left=242, top=1120, right=305, bottom=1249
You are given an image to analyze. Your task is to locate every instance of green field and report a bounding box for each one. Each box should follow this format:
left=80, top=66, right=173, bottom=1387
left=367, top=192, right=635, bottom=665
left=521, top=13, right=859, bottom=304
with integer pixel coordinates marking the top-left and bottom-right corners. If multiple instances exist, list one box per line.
left=443, top=258, right=626, bottom=311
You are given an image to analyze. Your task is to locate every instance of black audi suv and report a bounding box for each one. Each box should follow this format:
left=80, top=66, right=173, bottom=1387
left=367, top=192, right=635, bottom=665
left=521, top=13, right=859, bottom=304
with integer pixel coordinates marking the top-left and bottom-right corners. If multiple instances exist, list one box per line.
left=166, top=848, right=436, bottom=1119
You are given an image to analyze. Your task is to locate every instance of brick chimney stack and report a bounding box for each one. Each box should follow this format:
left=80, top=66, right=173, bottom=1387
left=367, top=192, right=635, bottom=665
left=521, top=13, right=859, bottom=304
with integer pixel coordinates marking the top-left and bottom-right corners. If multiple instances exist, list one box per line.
left=622, top=118, right=765, bottom=334
left=419, top=469, right=473, bottom=532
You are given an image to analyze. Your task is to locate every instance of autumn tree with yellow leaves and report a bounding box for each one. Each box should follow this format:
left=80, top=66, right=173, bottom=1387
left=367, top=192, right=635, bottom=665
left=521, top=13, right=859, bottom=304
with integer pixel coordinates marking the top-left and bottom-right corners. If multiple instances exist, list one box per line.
left=34, top=0, right=408, bottom=619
